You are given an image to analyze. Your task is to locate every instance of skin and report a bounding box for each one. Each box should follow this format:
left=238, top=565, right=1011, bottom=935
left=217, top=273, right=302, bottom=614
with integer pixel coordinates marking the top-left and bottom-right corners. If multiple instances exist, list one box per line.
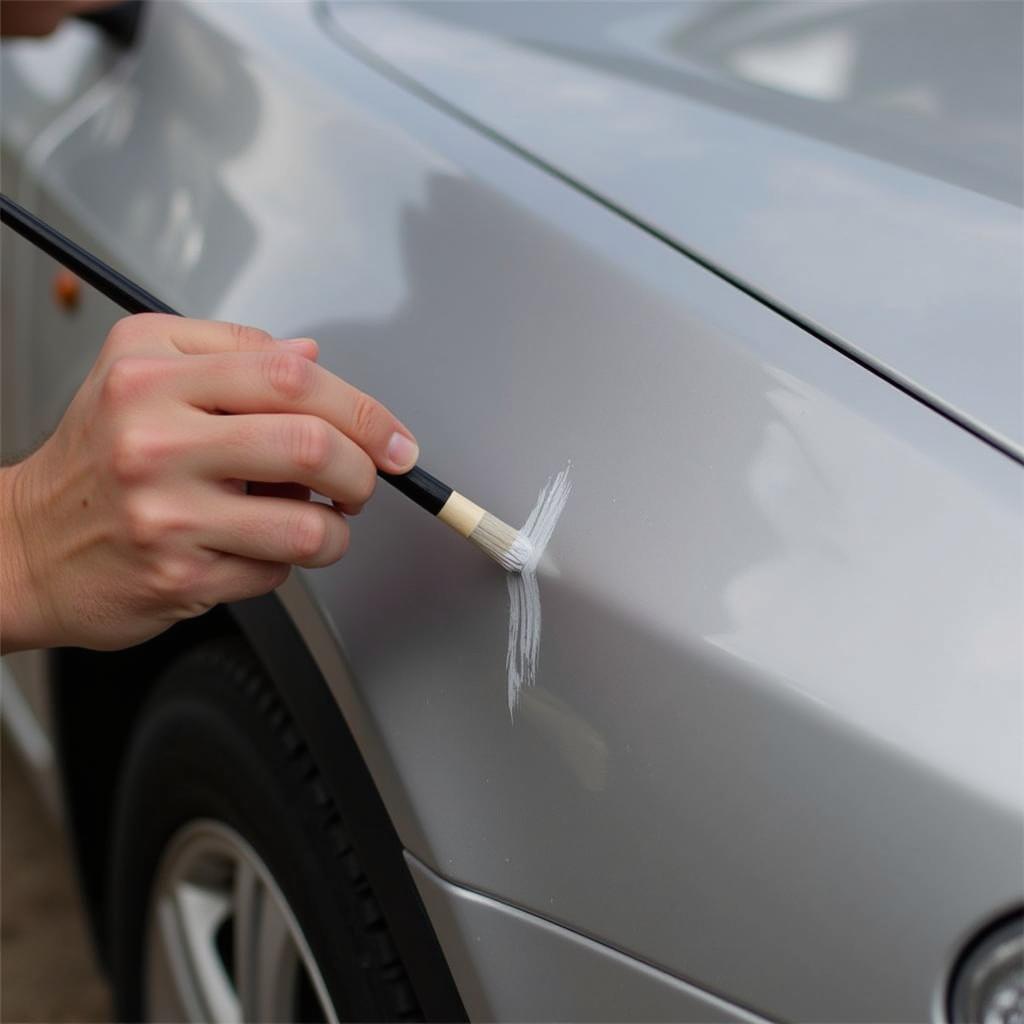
left=0, top=315, right=419, bottom=653
left=0, top=0, right=119, bottom=38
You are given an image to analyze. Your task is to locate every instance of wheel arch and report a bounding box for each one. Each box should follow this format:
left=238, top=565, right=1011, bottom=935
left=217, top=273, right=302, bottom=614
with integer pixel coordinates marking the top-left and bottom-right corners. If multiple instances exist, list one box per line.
left=52, top=594, right=466, bottom=1022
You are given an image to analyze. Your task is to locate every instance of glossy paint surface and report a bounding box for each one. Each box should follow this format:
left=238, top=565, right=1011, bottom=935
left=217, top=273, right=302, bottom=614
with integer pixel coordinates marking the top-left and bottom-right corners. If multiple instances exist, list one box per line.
left=405, top=852, right=768, bottom=1022
left=3, top=3, right=1022, bottom=1020
left=329, top=0, right=1024, bottom=457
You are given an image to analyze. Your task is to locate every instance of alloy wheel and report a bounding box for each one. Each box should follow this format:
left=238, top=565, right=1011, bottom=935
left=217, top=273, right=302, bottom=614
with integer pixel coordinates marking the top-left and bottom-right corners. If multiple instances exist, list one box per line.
left=144, top=819, right=337, bottom=1023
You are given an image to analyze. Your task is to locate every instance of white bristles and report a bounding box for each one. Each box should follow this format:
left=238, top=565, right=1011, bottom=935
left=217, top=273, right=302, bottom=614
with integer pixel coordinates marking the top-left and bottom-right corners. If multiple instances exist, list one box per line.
left=468, top=512, right=534, bottom=573
left=501, top=532, right=535, bottom=573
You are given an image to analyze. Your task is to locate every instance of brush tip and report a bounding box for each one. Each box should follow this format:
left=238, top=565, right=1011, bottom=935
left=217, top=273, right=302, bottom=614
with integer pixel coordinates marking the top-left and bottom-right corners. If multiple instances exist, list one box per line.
left=500, top=532, right=534, bottom=574
left=469, top=512, right=533, bottom=573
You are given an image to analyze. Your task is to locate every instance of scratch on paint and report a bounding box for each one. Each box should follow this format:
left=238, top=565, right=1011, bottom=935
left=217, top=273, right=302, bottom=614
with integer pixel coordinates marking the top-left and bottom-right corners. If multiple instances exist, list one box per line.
left=506, top=462, right=572, bottom=719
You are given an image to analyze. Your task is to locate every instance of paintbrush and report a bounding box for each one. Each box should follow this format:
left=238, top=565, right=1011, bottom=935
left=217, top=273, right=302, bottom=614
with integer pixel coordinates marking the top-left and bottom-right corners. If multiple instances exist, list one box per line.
left=0, top=193, right=532, bottom=573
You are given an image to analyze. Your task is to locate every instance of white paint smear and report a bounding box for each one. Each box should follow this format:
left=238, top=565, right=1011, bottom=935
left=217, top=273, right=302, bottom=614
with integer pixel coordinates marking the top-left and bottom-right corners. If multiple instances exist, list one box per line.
left=506, top=462, right=572, bottom=718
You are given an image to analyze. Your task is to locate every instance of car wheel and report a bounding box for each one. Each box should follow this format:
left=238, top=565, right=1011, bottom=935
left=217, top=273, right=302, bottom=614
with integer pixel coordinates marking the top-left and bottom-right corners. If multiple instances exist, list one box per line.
left=108, top=636, right=421, bottom=1023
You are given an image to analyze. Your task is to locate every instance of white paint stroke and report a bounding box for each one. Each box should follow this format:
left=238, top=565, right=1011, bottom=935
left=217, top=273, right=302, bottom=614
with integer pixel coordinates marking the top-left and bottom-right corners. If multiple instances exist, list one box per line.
left=506, top=462, right=573, bottom=718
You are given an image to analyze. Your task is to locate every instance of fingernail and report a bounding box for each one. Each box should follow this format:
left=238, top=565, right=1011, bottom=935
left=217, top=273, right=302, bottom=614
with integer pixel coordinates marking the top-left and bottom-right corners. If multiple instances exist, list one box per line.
left=386, top=432, right=419, bottom=471
left=280, top=337, right=317, bottom=349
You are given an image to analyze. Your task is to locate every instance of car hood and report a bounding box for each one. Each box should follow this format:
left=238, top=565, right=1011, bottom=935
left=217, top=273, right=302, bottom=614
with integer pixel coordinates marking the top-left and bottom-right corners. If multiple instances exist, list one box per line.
left=327, top=0, right=1023, bottom=459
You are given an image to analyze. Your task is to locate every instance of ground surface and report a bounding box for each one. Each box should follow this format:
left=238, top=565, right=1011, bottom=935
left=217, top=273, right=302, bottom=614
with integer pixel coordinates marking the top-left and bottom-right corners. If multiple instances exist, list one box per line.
left=1, top=737, right=111, bottom=1023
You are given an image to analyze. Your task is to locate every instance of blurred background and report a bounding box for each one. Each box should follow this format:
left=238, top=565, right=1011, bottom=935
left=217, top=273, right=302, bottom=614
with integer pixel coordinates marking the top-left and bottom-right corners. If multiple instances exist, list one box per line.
left=2, top=736, right=110, bottom=1022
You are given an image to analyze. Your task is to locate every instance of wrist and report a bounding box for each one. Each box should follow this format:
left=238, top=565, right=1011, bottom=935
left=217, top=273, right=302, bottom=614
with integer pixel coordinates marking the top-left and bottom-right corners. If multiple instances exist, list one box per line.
left=1, top=459, right=57, bottom=652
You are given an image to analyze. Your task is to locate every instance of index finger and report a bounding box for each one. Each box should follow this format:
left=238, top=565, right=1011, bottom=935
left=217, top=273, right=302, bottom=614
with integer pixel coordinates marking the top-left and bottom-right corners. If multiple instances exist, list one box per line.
left=128, top=313, right=320, bottom=360
left=171, top=350, right=420, bottom=474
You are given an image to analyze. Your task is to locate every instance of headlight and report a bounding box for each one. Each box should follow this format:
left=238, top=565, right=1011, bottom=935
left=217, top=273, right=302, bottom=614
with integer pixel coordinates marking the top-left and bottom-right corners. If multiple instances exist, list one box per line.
left=949, top=915, right=1024, bottom=1024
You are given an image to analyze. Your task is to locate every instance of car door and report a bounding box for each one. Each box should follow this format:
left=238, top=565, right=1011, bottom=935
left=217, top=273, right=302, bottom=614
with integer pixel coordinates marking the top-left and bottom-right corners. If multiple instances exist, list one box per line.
left=3, top=3, right=1021, bottom=1021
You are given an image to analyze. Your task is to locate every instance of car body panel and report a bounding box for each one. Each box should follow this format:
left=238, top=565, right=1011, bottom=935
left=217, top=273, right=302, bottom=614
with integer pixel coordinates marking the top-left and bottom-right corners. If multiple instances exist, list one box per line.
left=327, top=0, right=1024, bottom=458
left=1, top=3, right=1021, bottom=1021
left=0, top=20, right=128, bottom=822
left=0, top=18, right=117, bottom=168
left=0, top=19, right=121, bottom=457
left=405, top=852, right=769, bottom=1022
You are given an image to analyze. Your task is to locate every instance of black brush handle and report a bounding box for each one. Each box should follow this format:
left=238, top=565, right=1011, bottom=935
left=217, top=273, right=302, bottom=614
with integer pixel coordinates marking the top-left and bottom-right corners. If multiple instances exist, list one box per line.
left=378, top=465, right=451, bottom=516
left=1, top=194, right=175, bottom=315
left=0, top=192, right=448, bottom=515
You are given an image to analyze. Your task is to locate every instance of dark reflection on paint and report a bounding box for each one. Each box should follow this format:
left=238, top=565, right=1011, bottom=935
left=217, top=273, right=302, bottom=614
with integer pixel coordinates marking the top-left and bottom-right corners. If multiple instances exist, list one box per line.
left=265, top=101, right=1017, bottom=1019
left=293, top=167, right=786, bottom=771
left=50, top=6, right=260, bottom=312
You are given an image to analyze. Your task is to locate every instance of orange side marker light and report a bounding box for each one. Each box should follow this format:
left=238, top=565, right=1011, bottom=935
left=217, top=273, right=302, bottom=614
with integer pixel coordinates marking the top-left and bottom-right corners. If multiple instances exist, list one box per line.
left=53, top=268, right=81, bottom=311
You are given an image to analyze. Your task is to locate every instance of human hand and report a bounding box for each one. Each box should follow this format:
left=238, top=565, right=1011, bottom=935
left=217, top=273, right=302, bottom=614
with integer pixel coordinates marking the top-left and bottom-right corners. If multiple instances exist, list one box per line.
left=0, top=314, right=418, bottom=652
left=0, top=1, right=120, bottom=38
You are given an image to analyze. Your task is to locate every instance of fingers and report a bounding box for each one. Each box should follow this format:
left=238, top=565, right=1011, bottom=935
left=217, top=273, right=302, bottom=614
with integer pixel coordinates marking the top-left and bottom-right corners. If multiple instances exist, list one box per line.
left=98, top=317, right=416, bottom=473
left=169, top=320, right=319, bottom=361
left=244, top=481, right=361, bottom=517
left=105, top=313, right=319, bottom=360
left=246, top=482, right=311, bottom=502
left=168, top=350, right=419, bottom=473
left=200, top=556, right=292, bottom=606
left=195, top=414, right=377, bottom=511
left=199, top=493, right=351, bottom=568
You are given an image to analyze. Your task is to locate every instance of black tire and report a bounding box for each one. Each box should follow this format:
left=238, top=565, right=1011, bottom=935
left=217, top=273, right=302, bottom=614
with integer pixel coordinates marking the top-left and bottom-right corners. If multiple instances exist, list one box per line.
left=108, top=636, right=421, bottom=1022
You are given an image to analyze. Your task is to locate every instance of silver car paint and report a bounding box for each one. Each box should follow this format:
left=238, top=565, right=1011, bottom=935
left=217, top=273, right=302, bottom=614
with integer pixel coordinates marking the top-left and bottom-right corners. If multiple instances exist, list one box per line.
left=1, top=2, right=1021, bottom=1021
left=405, top=852, right=768, bottom=1023
left=0, top=20, right=122, bottom=814
left=328, top=0, right=1024, bottom=458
